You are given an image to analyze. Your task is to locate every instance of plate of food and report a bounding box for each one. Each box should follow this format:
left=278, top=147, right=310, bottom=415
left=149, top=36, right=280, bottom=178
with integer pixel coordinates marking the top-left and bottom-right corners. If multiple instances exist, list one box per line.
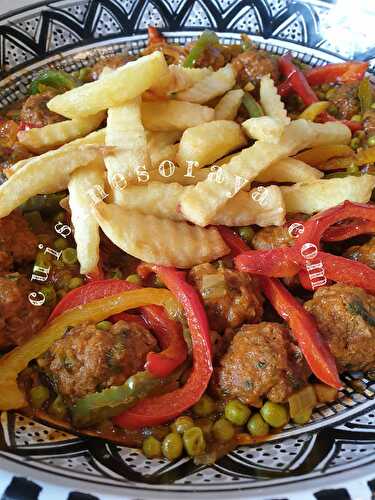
left=0, top=1, right=375, bottom=499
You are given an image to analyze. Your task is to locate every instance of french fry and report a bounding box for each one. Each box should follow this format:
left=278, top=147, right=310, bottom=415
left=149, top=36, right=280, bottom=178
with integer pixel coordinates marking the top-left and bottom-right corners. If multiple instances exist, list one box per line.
left=17, top=112, right=105, bottom=153
left=146, top=130, right=181, bottom=168
left=142, top=100, right=215, bottom=131
left=242, top=116, right=285, bottom=144
left=281, top=175, right=375, bottom=214
left=68, top=160, right=105, bottom=274
left=7, top=128, right=106, bottom=178
left=105, top=97, right=150, bottom=196
left=260, top=74, right=290, bottom=125
left=179, top=119, right=317, bottom=226
left=308, top=121, right=351, bottom=147
left=176, top=120, right=247, bottom=168
left=115, top=181, right=285, bottom=227
left=257, top=158, right=323, bottom=183
left=48, top=51, right=168, bottom=118
left=176, top=64, right=236, bottom=104
left=214, top=186, right=286, bottom=227
left=150, top=65, right=212, bottom=95
left=0, top=145, right=104, bottom=218
left=94, top=202, right=229, bottom=268
left=215, top=89, right=244, bottom=120
left=148, top=165, right=208, bottom=185
left=294, top=144, right=354, bottom=166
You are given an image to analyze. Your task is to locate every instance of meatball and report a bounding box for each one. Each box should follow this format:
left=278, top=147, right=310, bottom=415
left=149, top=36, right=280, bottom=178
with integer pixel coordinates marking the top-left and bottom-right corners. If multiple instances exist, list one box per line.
left=232, top=48, right=279, bottom=86
left=328, top=83, right=360, bottom=120
left=90, top=54, right=130, bottom=80
left=195, top=45, right=241, bottom=71
left=0, top=212, right=37, bottom=271
left=217, top=322, right=309, bottom=406
left=40, top=320, right=157, bottom=404
left=304, top=283, right=375, bottom=372
left=0, top=273, right=50, bottom=349
left=189, top=263, right=263, bottom=332
left=20, top=90, right=63, bottom=127
left=344, top=237, right=375, bottom=269
left=252, top=225, right=295, bottom=250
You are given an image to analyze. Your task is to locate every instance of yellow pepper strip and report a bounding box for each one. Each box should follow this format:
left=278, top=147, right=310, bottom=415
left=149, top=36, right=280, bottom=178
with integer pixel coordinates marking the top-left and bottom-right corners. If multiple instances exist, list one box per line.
left=321, top=145, right=375, bottom=171
left=0, top=288, right=177, bottom=411
left=298, top=101, right=330, bottom=121
left=295, top=144, right=354, bottom=167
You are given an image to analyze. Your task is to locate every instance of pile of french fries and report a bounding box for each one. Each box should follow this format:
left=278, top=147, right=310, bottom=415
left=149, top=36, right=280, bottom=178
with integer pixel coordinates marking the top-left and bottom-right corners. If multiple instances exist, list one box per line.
left=1, top=50, right=374, bottom=274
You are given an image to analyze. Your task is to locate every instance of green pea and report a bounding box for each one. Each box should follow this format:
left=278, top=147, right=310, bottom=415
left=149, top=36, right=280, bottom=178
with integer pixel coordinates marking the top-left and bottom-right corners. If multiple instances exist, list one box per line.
left=54, top=237, right=69, bottom=251
left=212, top=418, right=235, bottom=442
left=56, top=271, right=73, bottom=290
left=48, top=395, right=67, bottom=419
left=372, top=102, right=375, bottom=110
left=35, top=251, right=52, bottom=268
left=142, top=436, right=162, bottom=458
left=351, top=114, right=362, bottom=122
left=327, top=104, right=338, bottom=116
left=224, top=399, right=251, bottom=426
left=326, top=88, right=337, bottom=100
left=96, top=320, right=112, bottom=331
left=321, top=83, right=330, bottom=92
left=110, top=269, right=123, bottom=280
left=162, top=432, right=184, bottom=461
left=153, top=275, right=165, bottom=288
left=350, top=137, right=361, bottom=150
left=68, top=277, right=84, bottom=289
left=40, top=285, right=56, bottom=307
left=56, top=289, right=67, bottom=300
left=30, top=385, right=50, bottom=409
left=126, top=273, right=142, bottom=285
left=238, top=226, right=254, bottom=244
left=53, top=211, right=66, bottom=223
left=346, top=163, right=360, bottom=175
left=247, top=413, right=270, bottom=437
left=62, top=247, right=77, bottom=265
left=183, top=426, right=206, bottom=456
left=317, top=91, right=326, bottom=100
left=260, top=401, right=289, bottom=428
left=368, top=135, right=375, bottom=147
left=292, top=407, right=313, bottom=425
left=171, top=415, right=194, bottom=434
left=193, top=394, right=216, bottom=417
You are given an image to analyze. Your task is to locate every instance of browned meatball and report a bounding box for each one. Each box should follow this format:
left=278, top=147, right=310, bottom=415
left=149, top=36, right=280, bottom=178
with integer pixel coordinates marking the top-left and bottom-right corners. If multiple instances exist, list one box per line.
left=0, top=212, right=37, bottom=271
left=189, top=263, right=263, bottom=332
left=195, top=45, right=241, bottom=71
left=304, top=283, right=375, bottom=372
left=252, top=225, right=295, bottom=250
left=344, top=237, right=375, bottom=269
left=328, top=83, right=360, bottom=120
left=0, top=273, right=50, bottom=349
left=216, top=322, right=309, bottom=406
left=20, top=90, right=63, bottom=127
left=40, top=320, right=157, bottom=404
left=90, top=54, right=130, bottom=80
left=232, top=48, right=279, bottom=86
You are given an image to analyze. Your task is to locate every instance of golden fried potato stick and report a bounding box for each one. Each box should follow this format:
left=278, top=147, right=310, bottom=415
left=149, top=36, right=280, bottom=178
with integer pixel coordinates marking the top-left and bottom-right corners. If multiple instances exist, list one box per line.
left=94, top=202, right=229, bottom=268
left=48, top=52, right=168, bottom=118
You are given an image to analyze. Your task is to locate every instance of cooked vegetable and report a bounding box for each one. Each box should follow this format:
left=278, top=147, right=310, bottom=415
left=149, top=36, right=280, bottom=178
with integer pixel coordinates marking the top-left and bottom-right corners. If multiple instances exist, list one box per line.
left=212, top=418, right=235, bottom=442
left=279, top=53, right=318, bottom=106
left=171, top=416, right=194, bottom=434
left=30, top=385, right=50, bottom=409
left=314, top=383, right=338, bottom=403
left=224, top=399, right=251, bottom=426
left=242, top=92, right=263, bottom=118
left=247, top=413, right=269, bottom=437
left=193, top=394, right=216, bottom=417
left=288, top=385, right=317, bottom=419
left=260, top=402, right=289, bottom=428
left=304, top=61, right=368, bottom=86
left=183, top=426, right=206, bottom=456
left=183, top=31, right=219, bottom=68
left=30, top=69, right=77, bottom=95
left=162, top=432, right=184, bottom=460
left=299, top=101, right=330, bottom=121
left=358, top=77, right=373, bottom=114
left=143, top=436, right=162, bottom=458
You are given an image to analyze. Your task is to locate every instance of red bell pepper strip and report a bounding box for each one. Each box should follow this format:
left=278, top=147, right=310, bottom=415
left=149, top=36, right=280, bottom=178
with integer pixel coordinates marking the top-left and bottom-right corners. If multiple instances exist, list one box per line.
left=278, top=79, right=293, bottom=97
left=278, top=54, right=318, bottom=106
left=322, top=218, right=375, bottom=241
left=113, top=266, right=213, bottom=428
left=235, top=247, right=300, bottom=277
left=304, top=61, right=368, bottom=86
left=48, top=279, right=187, bottom=377
left=260, top=276, right=341, bottom=388
left=147, top=26, right=165, bottom=45
left=317, top=111, right=363, bottom=132
left=218, top=227, right=341, bottom=388
left=217, top=226, right=249, bottom=255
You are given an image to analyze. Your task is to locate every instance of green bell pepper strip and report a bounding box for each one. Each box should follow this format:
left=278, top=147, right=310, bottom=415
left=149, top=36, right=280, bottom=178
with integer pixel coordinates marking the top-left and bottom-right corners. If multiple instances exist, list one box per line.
left=358, top=77, right=373, bottom=114
left=242, top=92, right=264, bottom=118
left=29, top=70, right=77, bottom=95
left=183, top=31, right=219, bottom=68
left=71, top=370, right=177, bottom=428
left=21, top=192, right=66, bottom=215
